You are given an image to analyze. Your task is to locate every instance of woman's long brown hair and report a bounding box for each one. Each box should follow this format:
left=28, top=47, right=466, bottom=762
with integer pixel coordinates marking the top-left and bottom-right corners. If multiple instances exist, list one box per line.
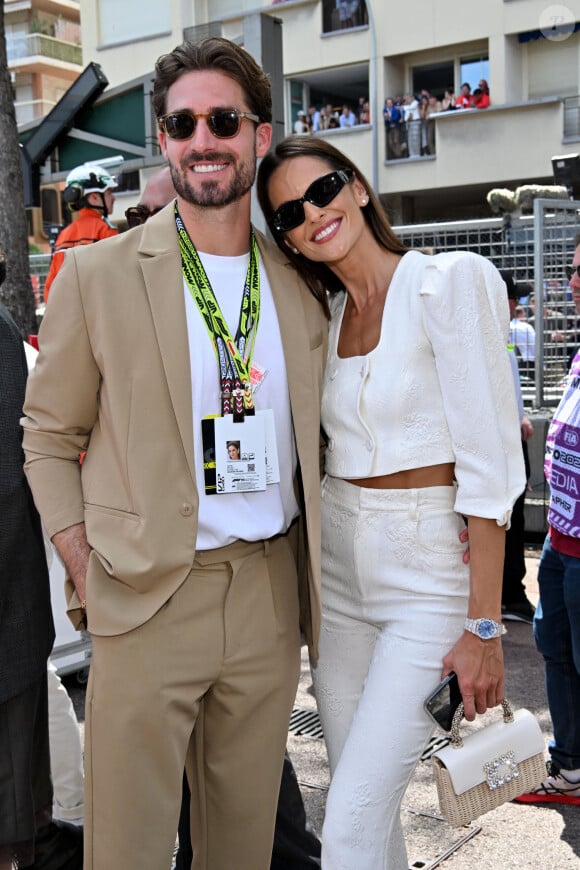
left=257, top=136, right=408, bottom=317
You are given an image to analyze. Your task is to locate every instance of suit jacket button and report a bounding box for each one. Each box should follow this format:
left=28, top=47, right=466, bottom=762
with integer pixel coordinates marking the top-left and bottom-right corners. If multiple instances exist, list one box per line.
left=180, top=503, right=193, bottom=516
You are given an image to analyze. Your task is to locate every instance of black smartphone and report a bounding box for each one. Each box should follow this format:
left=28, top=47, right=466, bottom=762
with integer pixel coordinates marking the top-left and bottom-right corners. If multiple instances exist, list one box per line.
left=423, top=672, right=462, bottom=731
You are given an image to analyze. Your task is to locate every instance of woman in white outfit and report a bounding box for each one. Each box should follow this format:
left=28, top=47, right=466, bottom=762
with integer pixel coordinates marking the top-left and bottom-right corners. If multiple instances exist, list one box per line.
left=257, top=136, right=525, bottom=870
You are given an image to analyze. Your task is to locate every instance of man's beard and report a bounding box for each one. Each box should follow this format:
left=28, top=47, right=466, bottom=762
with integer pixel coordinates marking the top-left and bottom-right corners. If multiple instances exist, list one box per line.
left=169, top=150, right=256, bottom=209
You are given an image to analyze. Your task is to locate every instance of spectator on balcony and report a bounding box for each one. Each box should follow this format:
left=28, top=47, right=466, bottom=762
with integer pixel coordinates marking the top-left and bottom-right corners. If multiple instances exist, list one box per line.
left=358, top=98, right=371, bottom=124
left=324, top=103, right=336, bottom=123
left=294, top=110, right=310, bottom=135
left=317, top=108, right=329, bottom=131
left=309, top=105, right=322, bottom=132
left=356, top=97, right=370, bottom=124
left=383, top=97, right=403, bottom=159
left=441, top=87, right=457, bottom=111
left=328, top=116, right=340, bottom=129
left=473, top=87, right=490, bottom=109
left=339, top=105, right=357, bottom=128
left=456, top=82, right=474, bottom=109
left=479, top=79, right=490, bottom=97
left=420, top=94, right=441, bottom=154
left=402, top=94, right=420, bottom=157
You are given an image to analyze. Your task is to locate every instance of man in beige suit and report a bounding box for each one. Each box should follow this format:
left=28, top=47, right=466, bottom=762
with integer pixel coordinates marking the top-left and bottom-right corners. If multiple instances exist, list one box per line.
left=22, top=38, right=326, bottom=870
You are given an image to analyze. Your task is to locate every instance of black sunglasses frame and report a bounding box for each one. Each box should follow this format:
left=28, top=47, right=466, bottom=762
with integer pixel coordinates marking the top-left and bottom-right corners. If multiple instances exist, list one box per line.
left=269, top=168, right=355, bottom=234
left=158, top=109, right=260, bottom=141
left=566, top=264, right=580, bottom=281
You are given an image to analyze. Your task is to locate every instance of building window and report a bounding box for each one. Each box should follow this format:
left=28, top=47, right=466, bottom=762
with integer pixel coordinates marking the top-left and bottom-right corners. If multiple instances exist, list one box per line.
left=459, top=55, right=489, bottom=91
left=322, top=0, right=369, bottom=34
left=412, top=61, right=454, bottom=100
left=97, top=0, right=170, bottom=46
left=288, top=63, right=369, bottom=132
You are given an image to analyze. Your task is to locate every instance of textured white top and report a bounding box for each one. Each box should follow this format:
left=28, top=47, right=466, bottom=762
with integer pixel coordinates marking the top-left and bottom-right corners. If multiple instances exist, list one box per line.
left=322, top=249, right=525, bottom=525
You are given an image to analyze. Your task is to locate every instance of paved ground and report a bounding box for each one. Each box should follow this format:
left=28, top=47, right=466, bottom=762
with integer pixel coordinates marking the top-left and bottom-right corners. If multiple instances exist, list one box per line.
left=287, top=548, right=580, bottom=869
left=64, top=547, right=579, bottom=869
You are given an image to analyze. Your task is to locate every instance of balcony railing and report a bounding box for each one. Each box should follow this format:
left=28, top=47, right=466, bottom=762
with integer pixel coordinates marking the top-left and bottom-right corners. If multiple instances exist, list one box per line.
left=15, top=98, right=56, bottom=125
left=385, top=118, right=435, bottom=161
left=563, top=96, right=580, bottom=139
left=7, top=33, right=82, bottom=66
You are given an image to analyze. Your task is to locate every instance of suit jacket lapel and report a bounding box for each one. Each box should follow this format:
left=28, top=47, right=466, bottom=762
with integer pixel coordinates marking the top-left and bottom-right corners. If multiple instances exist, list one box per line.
left=138, top=205, right=196, bottom=485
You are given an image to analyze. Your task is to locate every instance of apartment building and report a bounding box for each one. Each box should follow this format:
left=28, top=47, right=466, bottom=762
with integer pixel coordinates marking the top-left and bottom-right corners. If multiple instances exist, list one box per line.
left=45, top=0, right=580, bottom=224
left=6, top=0, right=83, bottom=125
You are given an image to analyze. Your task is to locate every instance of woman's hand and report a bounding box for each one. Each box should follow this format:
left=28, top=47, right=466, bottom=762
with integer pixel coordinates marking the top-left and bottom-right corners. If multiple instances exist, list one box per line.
left=459, top=526, right=470, bottom=564
left=442, top=633, right=504, bottom=721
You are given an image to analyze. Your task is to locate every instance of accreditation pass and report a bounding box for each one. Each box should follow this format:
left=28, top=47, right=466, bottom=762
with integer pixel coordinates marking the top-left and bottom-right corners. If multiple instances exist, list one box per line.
left=214, top=409, right=280, bottom=494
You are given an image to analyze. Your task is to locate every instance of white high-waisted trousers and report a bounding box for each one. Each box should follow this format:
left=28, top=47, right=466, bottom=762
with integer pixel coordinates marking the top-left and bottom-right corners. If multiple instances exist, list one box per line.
left=312, top=477, right=470, bottom=870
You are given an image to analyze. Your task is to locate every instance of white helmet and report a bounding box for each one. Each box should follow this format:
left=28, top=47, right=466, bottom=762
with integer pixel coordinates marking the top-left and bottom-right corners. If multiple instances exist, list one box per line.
left=63, top=163, right=118, bottom=211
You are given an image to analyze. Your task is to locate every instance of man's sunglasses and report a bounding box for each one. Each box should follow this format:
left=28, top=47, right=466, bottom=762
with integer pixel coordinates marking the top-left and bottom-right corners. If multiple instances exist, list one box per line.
left=269, top=168, right=355, bottom=234
left=125, top=204, right=164, bottom=228
left=158, top=109, right=260, bottom=141
left=566, top=264, right=580, bottom=281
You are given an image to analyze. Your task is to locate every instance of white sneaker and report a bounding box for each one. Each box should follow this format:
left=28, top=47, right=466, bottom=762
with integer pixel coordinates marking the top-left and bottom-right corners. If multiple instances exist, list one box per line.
left=514, top=770, right=580, bottom=805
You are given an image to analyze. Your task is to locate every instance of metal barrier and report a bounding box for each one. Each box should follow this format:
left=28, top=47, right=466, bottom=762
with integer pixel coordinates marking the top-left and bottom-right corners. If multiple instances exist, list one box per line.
left=394, top=200, right=580, bottom=409
left=29, top=253, right=52, bottom=308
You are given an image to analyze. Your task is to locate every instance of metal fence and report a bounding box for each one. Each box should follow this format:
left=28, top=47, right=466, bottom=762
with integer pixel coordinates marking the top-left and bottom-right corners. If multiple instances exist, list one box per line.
left=394, top=199, right=580, bottom=409
left=29, top=253, right=52, bottom=309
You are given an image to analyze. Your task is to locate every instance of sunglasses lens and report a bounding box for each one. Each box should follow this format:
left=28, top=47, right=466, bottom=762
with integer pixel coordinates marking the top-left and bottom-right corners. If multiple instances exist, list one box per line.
left=164, top=113, right=196, bottom=140
left=309, top=174, right=343, bottom=208
left=274, top=203, right=304, bottom=233
left=210, top=112, right=241, bottom=138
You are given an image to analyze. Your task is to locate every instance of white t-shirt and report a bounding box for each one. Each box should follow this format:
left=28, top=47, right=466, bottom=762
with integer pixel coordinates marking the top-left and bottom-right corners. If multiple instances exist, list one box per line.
left=509, top=318, right=536, bottom=362
left=184, top=247, right=298, bottom=549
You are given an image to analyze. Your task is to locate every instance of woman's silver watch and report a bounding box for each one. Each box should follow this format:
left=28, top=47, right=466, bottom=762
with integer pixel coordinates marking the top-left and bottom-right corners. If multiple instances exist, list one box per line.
left=464, top=617, right=507, bottom=639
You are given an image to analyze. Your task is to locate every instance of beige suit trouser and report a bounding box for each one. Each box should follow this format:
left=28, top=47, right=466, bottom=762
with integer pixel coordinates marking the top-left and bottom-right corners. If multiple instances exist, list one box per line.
left=83, top=534, right=301, bottom=870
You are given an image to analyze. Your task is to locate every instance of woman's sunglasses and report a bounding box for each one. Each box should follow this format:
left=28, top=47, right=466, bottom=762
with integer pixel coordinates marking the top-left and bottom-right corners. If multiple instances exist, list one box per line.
left=269, top=168, right=355, bottom=234
left=566, top=264, right=580, bottom=281
left=158, top=109, right=260, bottom=141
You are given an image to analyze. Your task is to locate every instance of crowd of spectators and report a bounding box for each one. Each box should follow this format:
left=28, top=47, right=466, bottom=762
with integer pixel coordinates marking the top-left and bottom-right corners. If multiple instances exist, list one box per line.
left=293, top=97, right=370, bottom=134
left=294, top=78, right=490, bottom=151
left=383, top=80, right=490, bottom=160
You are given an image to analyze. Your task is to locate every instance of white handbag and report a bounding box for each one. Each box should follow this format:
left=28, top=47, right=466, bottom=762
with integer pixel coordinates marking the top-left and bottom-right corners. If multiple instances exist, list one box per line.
left=432, top=699, right=546, bottom=826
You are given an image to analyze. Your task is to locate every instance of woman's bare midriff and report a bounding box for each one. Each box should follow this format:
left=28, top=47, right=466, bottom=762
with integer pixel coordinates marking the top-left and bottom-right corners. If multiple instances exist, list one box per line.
left=345, top=462, right=455, bottom=489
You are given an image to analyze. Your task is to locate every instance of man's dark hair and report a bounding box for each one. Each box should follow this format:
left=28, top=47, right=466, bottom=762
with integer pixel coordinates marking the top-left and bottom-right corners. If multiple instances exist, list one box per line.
left=153, top=37, right=272, bottom=124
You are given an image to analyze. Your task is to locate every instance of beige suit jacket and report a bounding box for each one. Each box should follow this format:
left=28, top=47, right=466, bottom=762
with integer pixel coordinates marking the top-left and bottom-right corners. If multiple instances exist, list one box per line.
left=22, top=206, right=327, bottom=656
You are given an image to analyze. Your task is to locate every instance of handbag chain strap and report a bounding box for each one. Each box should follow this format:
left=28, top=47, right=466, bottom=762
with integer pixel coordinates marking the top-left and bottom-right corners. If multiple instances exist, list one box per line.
left=450, top=698, right=515, bottom=749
